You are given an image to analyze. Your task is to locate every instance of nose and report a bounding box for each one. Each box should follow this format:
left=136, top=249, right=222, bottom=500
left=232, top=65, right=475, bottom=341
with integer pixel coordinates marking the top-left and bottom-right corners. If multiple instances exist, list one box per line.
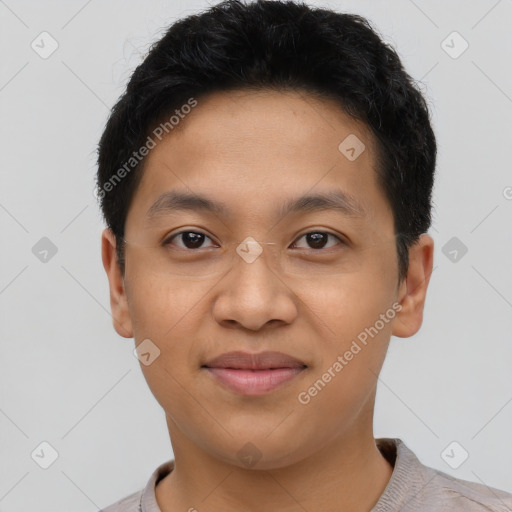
left=211, top=243, right=298, bottom=331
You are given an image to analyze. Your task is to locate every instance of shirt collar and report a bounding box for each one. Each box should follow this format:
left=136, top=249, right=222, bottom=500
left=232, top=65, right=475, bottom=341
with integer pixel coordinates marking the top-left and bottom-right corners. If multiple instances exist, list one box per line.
left=139, top=438, right=420, bottom=512
left=140, top=460, right=174, bottom=512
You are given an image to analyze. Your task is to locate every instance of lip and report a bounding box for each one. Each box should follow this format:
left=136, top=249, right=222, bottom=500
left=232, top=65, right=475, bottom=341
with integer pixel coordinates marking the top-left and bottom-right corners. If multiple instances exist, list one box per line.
left=202, top=351, right=307, bottom=396
left=203, top=350, right=306, bottom=370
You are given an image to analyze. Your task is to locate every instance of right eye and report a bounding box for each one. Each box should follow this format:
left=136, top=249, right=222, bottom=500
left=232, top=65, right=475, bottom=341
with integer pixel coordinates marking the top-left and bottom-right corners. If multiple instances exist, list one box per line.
left=163, top=231, right=216, bottom=250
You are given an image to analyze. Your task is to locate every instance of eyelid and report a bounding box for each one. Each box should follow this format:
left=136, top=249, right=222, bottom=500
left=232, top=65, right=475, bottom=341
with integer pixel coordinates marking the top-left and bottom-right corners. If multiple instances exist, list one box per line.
left=292, top=231, right=348, bottom=250
left=163, top=229, right=349, bottom=249
left=162, top=229, right=218, bottom=248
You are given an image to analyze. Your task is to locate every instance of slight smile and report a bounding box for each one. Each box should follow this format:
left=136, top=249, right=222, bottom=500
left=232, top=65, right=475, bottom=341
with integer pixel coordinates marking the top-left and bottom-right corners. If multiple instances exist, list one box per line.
left=202, top=351, right=308, bottom=396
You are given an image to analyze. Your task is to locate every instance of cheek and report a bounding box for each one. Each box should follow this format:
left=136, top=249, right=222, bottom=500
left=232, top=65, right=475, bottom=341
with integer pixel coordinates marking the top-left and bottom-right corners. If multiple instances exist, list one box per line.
left=125, top=272, right=211, bottom=425
left=124, top=269, right=210, bottom=389
left=295, top=269, right=396, bottom=339
left=125, top=268, right=212, bottom=339
left=293, top=272, right=396, bottom=395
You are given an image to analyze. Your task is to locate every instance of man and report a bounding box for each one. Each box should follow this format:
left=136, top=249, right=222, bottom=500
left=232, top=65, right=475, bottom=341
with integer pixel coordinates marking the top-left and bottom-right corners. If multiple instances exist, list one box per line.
left=97, top=1, right=512, bottom=510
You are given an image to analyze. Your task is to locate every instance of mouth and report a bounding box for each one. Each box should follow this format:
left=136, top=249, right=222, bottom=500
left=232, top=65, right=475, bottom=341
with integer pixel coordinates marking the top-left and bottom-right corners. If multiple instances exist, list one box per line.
left=202, top=351, right=308, bottom=396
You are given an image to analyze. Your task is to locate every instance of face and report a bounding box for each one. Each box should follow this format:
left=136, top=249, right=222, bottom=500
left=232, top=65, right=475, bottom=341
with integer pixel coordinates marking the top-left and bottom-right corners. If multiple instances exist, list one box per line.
left=102, top=89, right=433, bottom=470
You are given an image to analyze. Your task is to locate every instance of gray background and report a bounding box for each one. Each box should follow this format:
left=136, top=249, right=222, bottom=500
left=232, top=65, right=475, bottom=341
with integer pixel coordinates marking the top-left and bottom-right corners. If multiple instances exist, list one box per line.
left=1, top=0, right=511, bottom=510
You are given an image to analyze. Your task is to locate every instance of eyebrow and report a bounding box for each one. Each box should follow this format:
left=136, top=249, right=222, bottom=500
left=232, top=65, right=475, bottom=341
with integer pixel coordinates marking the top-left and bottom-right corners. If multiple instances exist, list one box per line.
left=146, top=189, right=366, bottom=220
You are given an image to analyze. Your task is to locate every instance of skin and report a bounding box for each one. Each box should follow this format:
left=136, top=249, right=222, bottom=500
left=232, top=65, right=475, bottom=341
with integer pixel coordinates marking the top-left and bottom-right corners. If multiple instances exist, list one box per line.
left=102, top=89, right=434, bottom=512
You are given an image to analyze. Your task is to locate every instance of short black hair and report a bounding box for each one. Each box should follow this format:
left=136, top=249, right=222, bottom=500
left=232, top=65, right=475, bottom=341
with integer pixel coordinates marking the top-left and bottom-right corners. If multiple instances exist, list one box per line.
left=96, top=0, right=436, bottom=282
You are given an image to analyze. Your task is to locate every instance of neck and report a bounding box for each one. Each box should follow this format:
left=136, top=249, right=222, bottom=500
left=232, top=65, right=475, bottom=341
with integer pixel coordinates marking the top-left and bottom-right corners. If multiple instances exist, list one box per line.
left=156, top=415, right=393, bottom=512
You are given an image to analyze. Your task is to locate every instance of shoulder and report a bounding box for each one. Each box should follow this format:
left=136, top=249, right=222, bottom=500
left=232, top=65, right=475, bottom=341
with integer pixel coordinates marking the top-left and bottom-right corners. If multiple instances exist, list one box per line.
left=417, top=465, right=512, bottom=511
left=375, top=438, right=512, bottom=512
left=100, top=489, right=142, bottom=512
left=99, top=459, right=174, bottom=512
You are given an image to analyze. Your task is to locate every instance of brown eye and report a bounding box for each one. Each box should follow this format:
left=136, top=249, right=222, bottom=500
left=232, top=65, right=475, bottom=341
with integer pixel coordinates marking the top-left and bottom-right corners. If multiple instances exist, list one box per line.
left=164, top=231, right=215, bottom=250
left=293, top=232, right=344, bottom=250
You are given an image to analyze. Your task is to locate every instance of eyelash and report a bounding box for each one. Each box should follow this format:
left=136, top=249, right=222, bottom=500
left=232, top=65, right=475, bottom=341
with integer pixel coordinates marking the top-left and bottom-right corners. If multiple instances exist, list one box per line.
left=162, top=230, right=347, bottom=251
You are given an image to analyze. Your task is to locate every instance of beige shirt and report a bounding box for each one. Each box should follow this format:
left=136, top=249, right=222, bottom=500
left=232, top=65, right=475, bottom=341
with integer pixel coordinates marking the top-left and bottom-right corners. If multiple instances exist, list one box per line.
left=101, top=438, right=512, bottom=511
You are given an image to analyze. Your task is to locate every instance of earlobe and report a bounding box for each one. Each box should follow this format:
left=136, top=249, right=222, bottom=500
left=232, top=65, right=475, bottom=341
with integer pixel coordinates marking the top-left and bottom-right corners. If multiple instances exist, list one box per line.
left=101, top=228, right=134, bottom=338
left=392, top=234, right=434, bottom=338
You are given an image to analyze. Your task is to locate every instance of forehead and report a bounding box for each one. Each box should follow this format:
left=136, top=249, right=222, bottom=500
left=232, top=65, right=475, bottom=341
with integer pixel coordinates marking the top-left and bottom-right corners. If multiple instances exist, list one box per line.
left=127, top=89, right=394, bottom=234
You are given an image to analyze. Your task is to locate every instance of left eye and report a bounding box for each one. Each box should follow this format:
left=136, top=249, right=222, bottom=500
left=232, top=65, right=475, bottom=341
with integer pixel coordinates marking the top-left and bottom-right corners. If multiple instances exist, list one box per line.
left=292, top=232, right=344, bottom=250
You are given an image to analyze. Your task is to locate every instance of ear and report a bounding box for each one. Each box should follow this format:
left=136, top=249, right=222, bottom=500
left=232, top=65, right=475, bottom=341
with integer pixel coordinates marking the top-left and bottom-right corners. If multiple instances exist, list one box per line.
left=101, top=228, right=133, bottom=338
left=392, top=234, right=434, bottom=338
